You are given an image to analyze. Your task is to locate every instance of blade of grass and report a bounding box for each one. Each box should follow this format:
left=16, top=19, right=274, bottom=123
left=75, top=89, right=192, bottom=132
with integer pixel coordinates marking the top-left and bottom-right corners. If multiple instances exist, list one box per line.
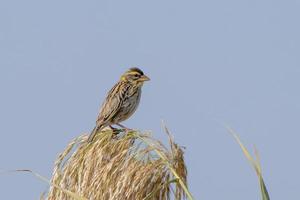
left=4, top=169, right=88, bottom=200
left=227, top=127, right=270, bottom=200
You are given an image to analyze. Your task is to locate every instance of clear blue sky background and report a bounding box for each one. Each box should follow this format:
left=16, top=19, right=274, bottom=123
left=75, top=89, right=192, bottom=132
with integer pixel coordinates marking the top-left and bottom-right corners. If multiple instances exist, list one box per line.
left=0, top=0, right=299, bottom=199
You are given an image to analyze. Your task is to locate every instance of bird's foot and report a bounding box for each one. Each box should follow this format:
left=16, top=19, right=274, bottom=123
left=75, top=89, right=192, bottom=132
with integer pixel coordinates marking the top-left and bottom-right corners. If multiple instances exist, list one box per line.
left=124, top=128, right=134, bottom=134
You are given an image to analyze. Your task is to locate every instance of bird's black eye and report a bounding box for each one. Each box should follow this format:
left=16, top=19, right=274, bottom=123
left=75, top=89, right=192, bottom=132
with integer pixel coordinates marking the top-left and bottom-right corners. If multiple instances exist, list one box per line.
left=134, top=74, right=139, bottom=77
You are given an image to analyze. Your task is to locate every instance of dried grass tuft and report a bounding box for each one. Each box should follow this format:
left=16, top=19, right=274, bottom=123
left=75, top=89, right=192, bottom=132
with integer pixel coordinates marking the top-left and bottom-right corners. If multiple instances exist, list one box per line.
left=45, top=129, right=190, bottom=200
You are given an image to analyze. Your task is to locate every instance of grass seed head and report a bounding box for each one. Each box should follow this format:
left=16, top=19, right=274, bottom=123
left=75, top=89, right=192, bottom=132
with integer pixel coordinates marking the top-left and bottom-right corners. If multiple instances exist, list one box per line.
left=45, top=130, right=188, bottom=200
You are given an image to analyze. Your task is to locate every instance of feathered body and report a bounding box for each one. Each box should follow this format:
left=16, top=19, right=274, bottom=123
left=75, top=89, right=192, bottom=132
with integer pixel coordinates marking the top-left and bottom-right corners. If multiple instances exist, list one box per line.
left=88, top=68, right=149, bottom=142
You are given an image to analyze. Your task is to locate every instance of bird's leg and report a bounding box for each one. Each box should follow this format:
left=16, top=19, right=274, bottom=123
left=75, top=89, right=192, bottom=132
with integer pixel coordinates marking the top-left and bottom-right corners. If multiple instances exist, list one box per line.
left=109, top=125, right=121, bottom=135
left=116, top=123, right=132, bottom=133
left=109, top=125, right=116, bottom=130
left=116, top=123, right=127, bottom=129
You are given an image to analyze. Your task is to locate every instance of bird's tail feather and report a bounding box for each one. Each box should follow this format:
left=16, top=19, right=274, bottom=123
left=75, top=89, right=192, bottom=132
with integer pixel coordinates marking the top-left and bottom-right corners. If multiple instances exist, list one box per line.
left=87, top=125, right=102, bottom=143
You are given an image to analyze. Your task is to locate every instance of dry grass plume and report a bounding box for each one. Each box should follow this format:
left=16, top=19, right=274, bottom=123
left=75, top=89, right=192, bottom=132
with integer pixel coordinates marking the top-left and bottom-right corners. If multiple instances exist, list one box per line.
left=45, top=128, right=191, bottom=200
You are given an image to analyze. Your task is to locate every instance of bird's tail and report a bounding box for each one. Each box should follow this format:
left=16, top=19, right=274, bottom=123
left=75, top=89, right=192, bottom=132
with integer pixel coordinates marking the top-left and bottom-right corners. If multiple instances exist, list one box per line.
left=87, top=125, right=103, bottom=143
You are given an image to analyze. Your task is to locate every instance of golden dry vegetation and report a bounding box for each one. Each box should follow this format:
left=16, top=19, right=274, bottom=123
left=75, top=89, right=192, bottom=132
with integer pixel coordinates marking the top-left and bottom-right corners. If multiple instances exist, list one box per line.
left=45, top=128, right=191, bottom=200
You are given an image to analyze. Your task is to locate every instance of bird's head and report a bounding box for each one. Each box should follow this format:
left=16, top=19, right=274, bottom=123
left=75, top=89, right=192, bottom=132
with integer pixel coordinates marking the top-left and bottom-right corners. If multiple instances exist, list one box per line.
left=121, top=67, right=150, bottom=86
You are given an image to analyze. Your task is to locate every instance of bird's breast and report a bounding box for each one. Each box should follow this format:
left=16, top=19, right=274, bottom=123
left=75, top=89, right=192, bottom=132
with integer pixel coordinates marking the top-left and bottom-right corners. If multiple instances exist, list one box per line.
left=113, top=87, right=142, bottom=122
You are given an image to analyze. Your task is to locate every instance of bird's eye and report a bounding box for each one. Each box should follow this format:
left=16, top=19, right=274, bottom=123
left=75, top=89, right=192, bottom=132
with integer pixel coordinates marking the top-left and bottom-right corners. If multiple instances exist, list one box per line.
left=134, top=74, right=139, bottom=77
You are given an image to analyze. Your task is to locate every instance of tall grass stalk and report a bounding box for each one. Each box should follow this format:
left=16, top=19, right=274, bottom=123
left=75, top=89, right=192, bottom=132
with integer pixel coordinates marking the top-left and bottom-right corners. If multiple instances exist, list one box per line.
left=227, top=127, right=270, bottom=200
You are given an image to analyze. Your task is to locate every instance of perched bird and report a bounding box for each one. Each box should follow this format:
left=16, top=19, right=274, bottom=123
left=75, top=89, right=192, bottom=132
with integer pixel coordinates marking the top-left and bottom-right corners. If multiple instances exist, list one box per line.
left=87, top=67, right=150, bottom=142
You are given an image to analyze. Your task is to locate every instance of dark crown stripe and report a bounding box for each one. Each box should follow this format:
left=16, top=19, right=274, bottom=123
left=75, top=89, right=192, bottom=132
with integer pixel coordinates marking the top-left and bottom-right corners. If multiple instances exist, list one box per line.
left=129, top=67, right=144, bottom=75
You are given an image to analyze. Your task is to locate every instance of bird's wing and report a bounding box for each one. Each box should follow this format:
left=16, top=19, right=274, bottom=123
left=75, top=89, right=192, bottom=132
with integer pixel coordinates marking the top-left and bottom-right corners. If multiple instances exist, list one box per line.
left=96, top=82, right=126, bottom=126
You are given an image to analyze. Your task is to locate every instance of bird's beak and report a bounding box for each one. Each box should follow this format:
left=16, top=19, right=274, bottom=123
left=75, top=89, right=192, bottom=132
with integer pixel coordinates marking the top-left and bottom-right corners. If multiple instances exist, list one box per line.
left=139, top=75, right=150, bottom=82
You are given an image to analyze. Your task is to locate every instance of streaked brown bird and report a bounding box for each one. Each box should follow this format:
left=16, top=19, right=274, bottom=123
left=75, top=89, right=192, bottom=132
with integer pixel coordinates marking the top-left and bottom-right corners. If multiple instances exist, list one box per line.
left=87, top=67, right=150, bottom=142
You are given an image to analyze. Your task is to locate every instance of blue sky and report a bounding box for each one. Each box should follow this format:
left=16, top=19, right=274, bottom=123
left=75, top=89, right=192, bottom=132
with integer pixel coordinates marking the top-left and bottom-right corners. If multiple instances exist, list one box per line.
left=0, top=0, right=300, bottom=199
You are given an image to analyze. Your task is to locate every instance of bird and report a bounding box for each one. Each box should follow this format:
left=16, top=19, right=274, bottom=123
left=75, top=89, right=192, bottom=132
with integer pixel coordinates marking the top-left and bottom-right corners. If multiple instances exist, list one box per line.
left=87, top=67, right=150, bottom=142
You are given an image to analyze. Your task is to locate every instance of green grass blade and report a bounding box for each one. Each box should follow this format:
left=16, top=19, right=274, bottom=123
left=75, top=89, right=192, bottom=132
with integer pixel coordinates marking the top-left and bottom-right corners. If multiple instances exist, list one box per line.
left=259, top=176, right=270, bottom=200
left=227, top=127, right=270, bottom=200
